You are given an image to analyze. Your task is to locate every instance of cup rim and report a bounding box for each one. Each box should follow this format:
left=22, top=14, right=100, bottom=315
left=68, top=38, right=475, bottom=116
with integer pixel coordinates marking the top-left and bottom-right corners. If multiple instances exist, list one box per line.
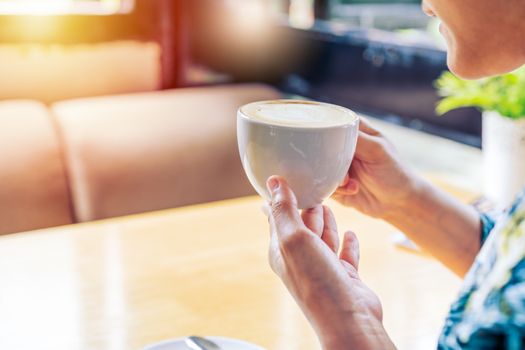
left=238, top=99, right=359, bottom=130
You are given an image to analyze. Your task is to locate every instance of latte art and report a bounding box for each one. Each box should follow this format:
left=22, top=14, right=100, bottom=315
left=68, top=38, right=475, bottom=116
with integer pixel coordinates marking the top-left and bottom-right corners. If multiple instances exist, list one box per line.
left=240, top=100, right=356, bottom=128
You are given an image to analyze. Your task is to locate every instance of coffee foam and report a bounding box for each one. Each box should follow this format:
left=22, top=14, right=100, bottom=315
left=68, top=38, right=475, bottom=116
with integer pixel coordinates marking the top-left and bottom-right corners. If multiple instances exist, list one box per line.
left=241, top=100, right=356, bottom=128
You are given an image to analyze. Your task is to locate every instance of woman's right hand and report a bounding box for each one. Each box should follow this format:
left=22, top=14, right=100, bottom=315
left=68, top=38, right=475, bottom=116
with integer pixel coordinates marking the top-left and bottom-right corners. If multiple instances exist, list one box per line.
left=333, top=119, right=423, bottom=219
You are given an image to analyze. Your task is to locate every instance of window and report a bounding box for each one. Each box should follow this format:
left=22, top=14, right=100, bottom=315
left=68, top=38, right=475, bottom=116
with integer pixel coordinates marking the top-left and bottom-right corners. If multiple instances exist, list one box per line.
left=272, top=1, right=430, bottom=31
left=271, top=0, right=441, bottom=48
left=330, top=0, right=427, bottom=31
left=336, top=0, right=419, bottom=3
left=0, top=0, right=134, bottom=15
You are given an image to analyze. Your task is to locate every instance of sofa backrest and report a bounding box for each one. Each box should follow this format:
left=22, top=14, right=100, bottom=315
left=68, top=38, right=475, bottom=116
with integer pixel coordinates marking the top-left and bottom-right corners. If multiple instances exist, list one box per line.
left=0, top=41, right=161, bottom=103
left=51, top=83, right=281, bottom=222
left=0, top=84, right=281, bottom=234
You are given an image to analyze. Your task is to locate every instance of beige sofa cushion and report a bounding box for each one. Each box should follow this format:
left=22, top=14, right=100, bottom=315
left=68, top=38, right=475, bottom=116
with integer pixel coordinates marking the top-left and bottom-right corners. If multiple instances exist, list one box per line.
left=0, top=101, right=73, bottom=234
left=52, top=84, right=281, bottom=222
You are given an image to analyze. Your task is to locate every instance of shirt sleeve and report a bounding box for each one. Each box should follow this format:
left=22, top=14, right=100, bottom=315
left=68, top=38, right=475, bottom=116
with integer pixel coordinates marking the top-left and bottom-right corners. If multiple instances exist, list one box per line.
left=440, top=325, right=525, bottom=350
left=479, top=212, right=496, bottom=246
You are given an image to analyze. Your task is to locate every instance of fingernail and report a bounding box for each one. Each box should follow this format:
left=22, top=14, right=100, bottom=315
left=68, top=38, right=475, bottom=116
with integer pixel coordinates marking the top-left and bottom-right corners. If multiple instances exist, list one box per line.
left=267, top=177, right=280, bottom=194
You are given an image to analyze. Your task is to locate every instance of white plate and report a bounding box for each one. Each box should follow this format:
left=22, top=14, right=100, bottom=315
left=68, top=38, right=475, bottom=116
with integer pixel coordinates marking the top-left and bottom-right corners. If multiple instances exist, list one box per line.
left=143, top=336, right=266, bottom=350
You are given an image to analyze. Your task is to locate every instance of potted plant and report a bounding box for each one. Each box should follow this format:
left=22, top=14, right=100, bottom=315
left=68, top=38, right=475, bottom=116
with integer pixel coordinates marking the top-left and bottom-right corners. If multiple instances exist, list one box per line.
left=435, top=66, right=525, bottom=208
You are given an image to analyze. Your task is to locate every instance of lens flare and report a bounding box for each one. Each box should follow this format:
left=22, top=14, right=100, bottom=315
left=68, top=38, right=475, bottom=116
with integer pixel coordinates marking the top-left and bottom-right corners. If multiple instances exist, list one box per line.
left=0, top=0, right=132, bottom=15
left=225, top=0, right=271, bottom=36
left=289, top=0, right=314, bottom=29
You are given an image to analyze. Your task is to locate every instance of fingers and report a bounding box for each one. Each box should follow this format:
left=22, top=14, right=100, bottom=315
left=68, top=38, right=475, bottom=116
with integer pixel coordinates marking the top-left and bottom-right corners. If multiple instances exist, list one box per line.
left=356, top=118, right=390, bottom=163
left=335, top=173, right=359, bottom=196
left=321, top=206, right=339, bottom=253
left=266, top=177, right=344, bottom=266
left=359, top=117, right=381, bottom=136
left=355, top=131, right=386, bottom=162
left=335, top=178, right=360, bottom=196
left=339, top=174, right=350, bottom=187
left=334, top=162, right=360, bottom=199
left=266, top=176, right=304, bottom=239
left=301, top=206, right=324, bottom=237
left=339, top=231, right=360, bottom=271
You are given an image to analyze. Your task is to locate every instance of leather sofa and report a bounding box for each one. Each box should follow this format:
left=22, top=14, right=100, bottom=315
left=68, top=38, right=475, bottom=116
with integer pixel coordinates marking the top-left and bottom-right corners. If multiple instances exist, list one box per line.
left=0, top=83, right=281, bottom=235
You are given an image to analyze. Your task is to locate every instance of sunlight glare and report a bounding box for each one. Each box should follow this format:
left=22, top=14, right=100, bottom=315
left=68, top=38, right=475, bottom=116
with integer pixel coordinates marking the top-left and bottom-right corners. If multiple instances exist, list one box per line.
left=227, top=0, right=270, bottom=36
left=289, top=0, right=315, bottom=29
left=0, top=0, right=129, bottom=15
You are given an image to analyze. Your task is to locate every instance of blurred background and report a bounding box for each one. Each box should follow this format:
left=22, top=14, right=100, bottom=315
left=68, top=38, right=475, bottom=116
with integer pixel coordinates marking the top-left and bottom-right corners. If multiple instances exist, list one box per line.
left=0, top=0, right=484, bottom=235
left=191, top=0, right=480, bottom=146
left=0, top=0, right=480, bottom=144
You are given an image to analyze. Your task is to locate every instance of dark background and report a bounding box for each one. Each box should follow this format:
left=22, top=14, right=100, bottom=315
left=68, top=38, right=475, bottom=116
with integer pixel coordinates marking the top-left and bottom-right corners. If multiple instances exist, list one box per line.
left=188, top=0, right=482, bottom=146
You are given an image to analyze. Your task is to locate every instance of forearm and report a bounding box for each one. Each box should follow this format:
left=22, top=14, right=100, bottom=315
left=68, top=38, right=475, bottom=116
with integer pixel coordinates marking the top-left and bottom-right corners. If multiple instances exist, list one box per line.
left=384, top=178, right=481, bottom=276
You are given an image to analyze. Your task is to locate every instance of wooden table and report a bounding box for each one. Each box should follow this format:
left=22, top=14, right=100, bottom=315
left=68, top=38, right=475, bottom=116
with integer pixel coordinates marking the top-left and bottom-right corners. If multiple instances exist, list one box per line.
left=0, top=184, right=471, bottom=350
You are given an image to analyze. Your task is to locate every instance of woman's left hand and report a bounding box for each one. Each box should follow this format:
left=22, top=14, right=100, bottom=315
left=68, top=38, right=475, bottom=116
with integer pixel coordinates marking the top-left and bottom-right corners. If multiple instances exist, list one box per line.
left=265, top=176, right=395, bottom=349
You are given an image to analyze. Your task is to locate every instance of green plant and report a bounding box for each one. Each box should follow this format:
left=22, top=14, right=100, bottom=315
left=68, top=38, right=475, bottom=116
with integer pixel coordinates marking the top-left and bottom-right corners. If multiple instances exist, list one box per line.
left=435, top=66, right=525, bottom=119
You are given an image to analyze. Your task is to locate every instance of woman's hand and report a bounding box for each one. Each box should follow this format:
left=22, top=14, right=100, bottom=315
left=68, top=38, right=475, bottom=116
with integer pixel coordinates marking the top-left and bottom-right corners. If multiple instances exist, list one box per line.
left=333, top=119, right=422, bottom=219
left=334, top=118, right=482, bottom=276
left=266, top=176, right=395, bottom=349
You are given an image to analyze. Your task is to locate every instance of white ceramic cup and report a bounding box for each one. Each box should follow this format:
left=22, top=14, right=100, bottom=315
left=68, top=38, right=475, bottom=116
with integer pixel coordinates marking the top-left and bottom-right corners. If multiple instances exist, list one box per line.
left=237, top=100, right=359, bottom=209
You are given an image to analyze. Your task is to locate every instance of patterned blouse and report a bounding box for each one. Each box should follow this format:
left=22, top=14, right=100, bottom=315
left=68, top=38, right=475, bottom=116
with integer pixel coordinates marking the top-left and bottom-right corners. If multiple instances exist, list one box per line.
left=438, top=189, right=525, bottom=349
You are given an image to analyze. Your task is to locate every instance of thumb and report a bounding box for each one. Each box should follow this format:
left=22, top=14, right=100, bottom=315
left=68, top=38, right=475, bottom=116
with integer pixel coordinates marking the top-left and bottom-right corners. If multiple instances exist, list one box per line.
left=266, top=176, right=303, bottom=238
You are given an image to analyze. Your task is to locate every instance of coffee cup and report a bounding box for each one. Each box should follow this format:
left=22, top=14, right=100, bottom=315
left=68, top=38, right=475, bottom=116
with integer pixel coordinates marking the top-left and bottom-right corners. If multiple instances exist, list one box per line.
left=237, top=100, right=359, bottom=209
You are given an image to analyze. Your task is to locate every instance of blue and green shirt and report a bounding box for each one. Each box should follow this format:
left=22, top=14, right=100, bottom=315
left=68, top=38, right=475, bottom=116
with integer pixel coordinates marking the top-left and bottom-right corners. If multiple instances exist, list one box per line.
left=438, top=189, right=525, bottom=349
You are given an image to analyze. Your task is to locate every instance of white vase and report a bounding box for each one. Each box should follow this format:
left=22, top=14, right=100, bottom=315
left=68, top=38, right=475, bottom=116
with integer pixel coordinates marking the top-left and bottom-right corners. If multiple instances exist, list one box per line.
left=482, top=111, right=525, bottom=209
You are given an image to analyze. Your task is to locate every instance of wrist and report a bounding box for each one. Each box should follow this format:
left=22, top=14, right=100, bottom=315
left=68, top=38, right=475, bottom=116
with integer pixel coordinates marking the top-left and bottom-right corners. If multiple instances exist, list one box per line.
left=318, top=311, right=393, bottom=350
left=301, top=292, right=386, bottom=346
left=382, top=174, right=430, bottom=223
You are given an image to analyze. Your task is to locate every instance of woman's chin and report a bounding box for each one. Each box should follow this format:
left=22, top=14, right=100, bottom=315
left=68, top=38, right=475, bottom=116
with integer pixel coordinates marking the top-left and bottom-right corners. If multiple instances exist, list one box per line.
left=445, top=53, right=479, bottom=80
left=447, top=49, right=525, bottom=80
left=446, top=53, right=503, bottom=80
left=447, top=59, right=486, bottom=80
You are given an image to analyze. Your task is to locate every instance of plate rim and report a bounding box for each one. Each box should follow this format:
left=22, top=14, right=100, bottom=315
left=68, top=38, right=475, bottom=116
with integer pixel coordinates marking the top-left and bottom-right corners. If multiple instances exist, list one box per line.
left=143, top=336, right=266, bottom=350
